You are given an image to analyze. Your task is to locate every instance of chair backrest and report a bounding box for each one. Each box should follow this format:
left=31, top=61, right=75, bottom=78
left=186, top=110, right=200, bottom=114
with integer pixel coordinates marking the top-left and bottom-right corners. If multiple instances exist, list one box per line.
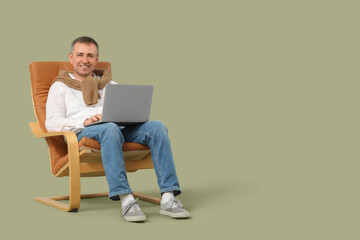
left=29, top=62, right=111, bottom=174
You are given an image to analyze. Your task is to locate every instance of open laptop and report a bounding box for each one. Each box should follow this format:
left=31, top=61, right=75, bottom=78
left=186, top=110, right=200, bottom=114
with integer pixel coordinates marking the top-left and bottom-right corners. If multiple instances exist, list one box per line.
left=87, top=84, right=154, bottom=126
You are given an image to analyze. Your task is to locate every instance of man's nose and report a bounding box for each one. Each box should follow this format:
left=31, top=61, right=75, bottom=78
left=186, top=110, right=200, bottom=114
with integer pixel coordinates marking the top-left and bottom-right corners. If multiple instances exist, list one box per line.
left=81, top=56, right=89, bottom=62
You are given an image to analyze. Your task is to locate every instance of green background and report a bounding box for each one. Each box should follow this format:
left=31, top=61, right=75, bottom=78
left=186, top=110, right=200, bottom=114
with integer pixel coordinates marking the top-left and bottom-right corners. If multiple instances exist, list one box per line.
left=1, top=0, right=358, bottom=239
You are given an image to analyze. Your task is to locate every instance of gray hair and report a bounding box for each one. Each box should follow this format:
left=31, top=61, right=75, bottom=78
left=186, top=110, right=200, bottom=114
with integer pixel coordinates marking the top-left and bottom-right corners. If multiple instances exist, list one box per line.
left=70, top=36, right=99, bottom=56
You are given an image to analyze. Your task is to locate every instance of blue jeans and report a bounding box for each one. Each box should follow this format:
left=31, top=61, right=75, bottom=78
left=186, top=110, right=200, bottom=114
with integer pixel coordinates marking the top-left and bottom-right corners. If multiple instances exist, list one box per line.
left=76, top=121, right=181, bottom=198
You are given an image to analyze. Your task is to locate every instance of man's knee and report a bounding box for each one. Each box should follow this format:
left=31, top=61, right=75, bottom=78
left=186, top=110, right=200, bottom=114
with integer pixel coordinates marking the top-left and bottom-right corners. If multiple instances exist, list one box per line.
left=100, top=123, right=124, bottom=141
left=147, top=121, right=168, bottom=136
left=102, top=122, right=120, bottom=131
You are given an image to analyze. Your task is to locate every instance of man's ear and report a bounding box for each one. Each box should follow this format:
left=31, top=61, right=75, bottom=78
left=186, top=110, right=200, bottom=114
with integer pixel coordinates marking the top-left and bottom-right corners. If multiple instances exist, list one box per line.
left=94, top=55, right=99, bottom=65
left=68, top=53, right=73, bottom=63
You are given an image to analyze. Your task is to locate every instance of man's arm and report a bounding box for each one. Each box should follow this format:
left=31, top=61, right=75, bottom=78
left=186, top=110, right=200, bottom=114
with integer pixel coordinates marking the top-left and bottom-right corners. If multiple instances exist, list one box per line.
left=45, top=83, right=93, bottom=132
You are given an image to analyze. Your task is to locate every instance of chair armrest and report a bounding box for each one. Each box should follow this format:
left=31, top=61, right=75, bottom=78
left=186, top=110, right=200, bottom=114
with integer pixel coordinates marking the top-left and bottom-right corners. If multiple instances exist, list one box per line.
left=29, top=122, right=80, bottom=176
left=29, top=122, right=78, bottom=144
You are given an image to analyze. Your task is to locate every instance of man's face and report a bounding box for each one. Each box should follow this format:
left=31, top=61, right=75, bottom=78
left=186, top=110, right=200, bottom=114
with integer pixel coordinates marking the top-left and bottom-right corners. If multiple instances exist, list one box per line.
left=69, top=42, right=99, bottom=80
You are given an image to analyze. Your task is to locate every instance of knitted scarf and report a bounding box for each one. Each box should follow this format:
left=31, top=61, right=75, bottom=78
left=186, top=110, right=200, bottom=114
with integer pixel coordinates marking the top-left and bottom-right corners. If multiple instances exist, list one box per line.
left=52, top=69, right=111, bottom=106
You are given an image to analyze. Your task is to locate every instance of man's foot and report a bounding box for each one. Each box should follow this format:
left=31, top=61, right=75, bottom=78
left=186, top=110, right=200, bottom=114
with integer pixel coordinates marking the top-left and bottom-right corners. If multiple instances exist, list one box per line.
left=122, top=199, right=146, bottom=222
left=159, top=198, right=190, bottom=218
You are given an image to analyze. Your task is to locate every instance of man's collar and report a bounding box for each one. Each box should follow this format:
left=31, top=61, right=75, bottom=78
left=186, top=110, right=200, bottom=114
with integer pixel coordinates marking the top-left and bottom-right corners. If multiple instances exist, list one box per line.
left=68, top=72, right=99, bottom=80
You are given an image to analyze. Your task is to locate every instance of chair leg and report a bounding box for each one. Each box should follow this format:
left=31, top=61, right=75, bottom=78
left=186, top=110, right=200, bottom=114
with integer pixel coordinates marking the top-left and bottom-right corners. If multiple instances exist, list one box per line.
left=35, top=165, right=83, bottom=212
left=133, top=191, right=161, bottom=204
left=35, top=196, right=74, bottom=212
left=35, top=192, right=160, bottom=212
left=35, top=193, right=108, bottom=212
left=35, top=136, right=83, bottom=212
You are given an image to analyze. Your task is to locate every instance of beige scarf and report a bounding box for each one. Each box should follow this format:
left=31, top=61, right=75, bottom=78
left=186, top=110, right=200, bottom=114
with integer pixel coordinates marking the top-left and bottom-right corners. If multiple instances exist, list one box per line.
left=53, top=69, right=111, bottom=106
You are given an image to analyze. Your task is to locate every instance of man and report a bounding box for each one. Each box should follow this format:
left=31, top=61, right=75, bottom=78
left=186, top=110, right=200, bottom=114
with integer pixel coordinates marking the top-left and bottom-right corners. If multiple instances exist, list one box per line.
left=45, top=36, right=190, bottom=222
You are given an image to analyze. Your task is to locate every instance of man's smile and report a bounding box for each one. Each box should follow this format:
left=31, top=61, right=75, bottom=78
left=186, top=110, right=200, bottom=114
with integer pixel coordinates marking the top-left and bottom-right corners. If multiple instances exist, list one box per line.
left=79, top=64, right=90, bottom=71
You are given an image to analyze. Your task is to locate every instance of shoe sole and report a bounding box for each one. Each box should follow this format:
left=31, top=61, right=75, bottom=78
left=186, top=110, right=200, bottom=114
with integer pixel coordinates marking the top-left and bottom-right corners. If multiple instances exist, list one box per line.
left=124, top=215, right=147, bottom=222
left=159, top=210, right=190, bottom=219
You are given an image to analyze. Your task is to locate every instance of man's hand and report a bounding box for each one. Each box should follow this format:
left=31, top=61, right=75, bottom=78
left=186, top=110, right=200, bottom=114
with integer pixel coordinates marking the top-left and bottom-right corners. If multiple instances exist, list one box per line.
left=84, top=114, right=102, bottom=126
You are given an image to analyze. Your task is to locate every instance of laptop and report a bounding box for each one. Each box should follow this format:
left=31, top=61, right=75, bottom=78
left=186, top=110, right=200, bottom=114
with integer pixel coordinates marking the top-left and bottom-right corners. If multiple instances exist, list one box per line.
left=87, top=84, right=154, bottom=126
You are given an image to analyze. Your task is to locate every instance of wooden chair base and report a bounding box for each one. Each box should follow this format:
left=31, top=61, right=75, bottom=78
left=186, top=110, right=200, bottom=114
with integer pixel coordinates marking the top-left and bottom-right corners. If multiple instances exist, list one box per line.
left=35, top=191, right=160, bottom=212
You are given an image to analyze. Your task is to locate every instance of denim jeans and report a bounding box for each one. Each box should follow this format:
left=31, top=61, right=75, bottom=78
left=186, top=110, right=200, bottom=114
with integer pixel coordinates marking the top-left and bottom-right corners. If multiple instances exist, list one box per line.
left=76, top=121, right=181, bottom=198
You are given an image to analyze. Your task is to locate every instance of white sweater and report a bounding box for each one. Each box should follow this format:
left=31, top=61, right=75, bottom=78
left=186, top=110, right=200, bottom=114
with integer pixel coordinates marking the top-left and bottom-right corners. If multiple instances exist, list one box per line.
left=45, top=73, right=117, bottom=133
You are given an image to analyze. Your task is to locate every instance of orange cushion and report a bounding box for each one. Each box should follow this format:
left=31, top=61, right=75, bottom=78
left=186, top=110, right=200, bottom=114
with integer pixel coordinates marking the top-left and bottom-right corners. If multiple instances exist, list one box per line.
left=78, top=137, right=149, bottom=151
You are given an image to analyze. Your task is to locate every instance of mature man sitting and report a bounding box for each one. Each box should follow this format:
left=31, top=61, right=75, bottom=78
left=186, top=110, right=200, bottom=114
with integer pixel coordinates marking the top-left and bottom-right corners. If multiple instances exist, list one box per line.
left=45, top=36, right=190, bottom=222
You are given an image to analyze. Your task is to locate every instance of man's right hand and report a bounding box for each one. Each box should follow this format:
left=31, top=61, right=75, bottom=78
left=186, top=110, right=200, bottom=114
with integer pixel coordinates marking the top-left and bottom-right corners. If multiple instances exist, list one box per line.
left=84, top=114, right=102, bottom=126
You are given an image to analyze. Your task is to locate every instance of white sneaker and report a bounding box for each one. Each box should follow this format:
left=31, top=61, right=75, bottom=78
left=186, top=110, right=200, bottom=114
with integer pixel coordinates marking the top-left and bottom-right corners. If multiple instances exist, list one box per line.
left=159, top=198, right=190, bottom=219
left=122, top=199, right=146, bottom=222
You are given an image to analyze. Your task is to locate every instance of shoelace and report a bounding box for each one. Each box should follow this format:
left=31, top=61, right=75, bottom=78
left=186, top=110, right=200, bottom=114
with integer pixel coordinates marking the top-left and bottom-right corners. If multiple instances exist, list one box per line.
left=167, top=198, right=184, bottom=210
left=122, top=198, right=141, bottom=216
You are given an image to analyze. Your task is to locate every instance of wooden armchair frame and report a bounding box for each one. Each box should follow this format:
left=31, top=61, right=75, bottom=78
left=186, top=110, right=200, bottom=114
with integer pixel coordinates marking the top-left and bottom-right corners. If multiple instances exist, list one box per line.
left=29, top=62, right=160, bottom=212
